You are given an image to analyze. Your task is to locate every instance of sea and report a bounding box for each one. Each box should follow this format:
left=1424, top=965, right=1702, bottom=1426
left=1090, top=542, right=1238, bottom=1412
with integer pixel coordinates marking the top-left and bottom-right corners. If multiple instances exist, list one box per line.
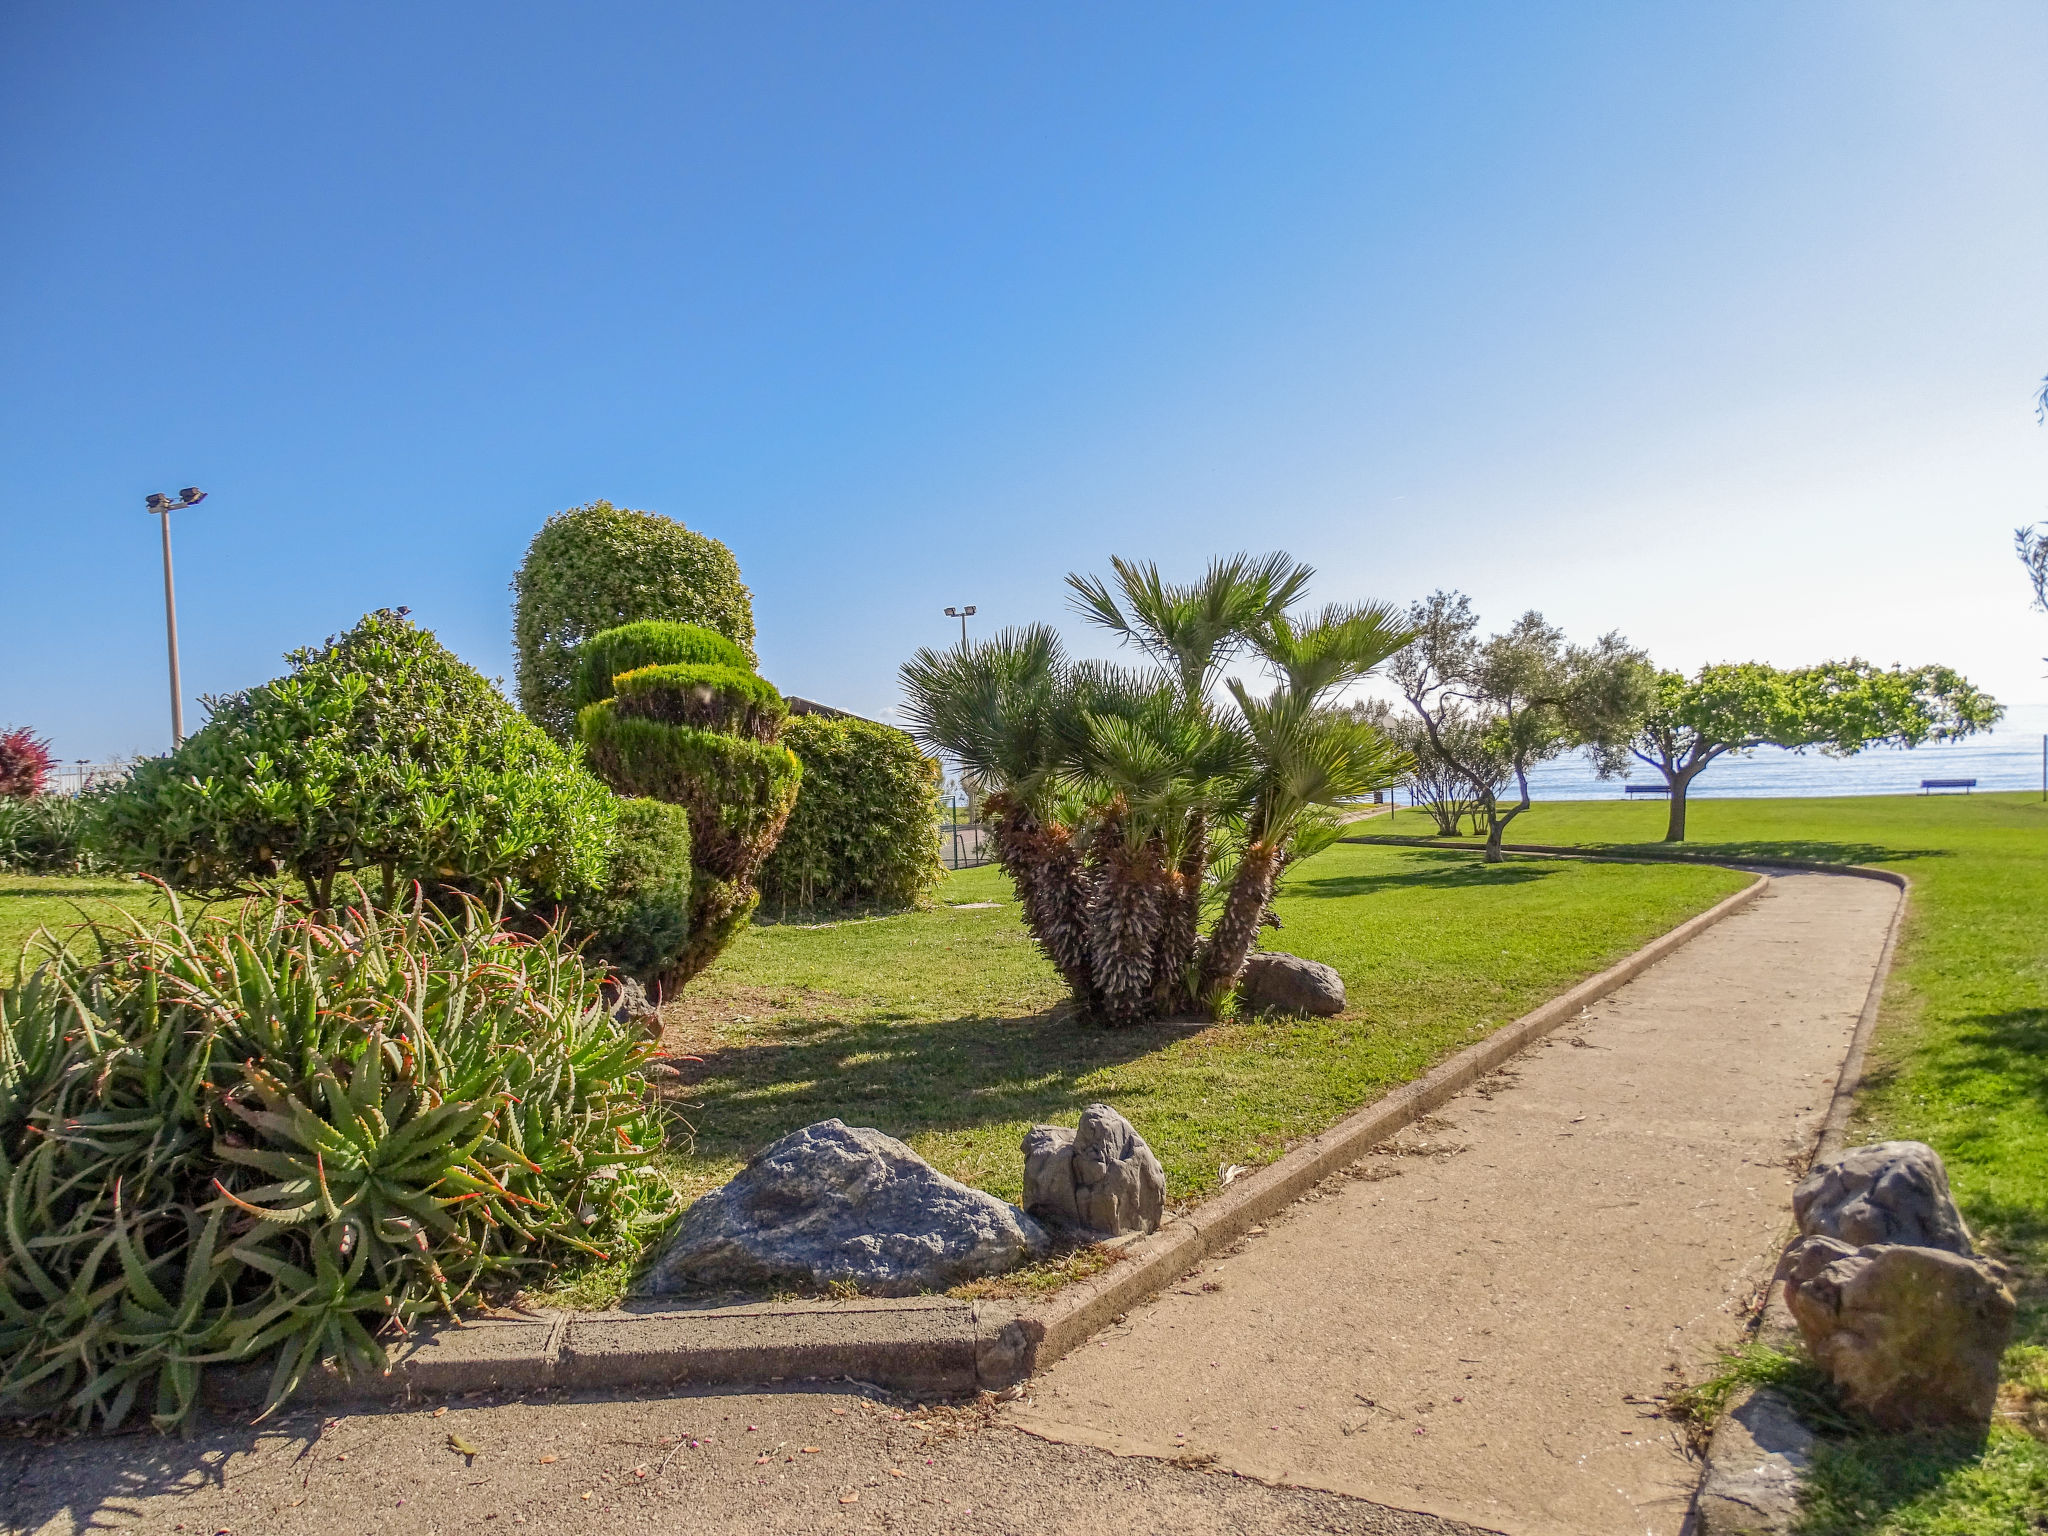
left=1515, top=726, right=2048, bottom=802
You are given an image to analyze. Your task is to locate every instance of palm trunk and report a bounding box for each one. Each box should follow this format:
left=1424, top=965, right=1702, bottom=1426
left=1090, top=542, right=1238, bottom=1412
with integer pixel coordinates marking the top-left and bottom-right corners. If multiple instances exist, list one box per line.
left=1151, top=820, right=1207, bottom=1017
left=1198, top=840, right=1284, bottom=1010
left=987, top=795, right=1099, bottom=1013
left=1088, top=821, right=1167, bottom=1027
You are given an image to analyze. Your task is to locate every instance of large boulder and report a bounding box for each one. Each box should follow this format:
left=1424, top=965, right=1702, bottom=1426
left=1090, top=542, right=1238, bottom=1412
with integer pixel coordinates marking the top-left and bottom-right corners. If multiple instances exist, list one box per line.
left=1239, top=952, right=1345, bottom=1017
left=1792, top=1140, right=1973, bottom=1255
left=636, top=1119, right=1049, bottom=1297
left=1783, top=1235, right=2015, bottom=1430
left=1022, top=1104, right=1165, bottom=1238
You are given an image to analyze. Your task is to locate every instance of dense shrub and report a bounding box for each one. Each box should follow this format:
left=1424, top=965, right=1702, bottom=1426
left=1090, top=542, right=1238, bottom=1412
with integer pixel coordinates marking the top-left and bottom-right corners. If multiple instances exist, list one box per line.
left=515, top=504, right=756, bottom=742
left=571, top=621, right=751, bottom=715
left=93, top=610, right=615, bottom=912
left=0, top=728, right=54, bottom=798
left=0, top=793, right=101, bottom=874
left=564, top=797, right=694, bottom=984
left=576, top=629, right=801, bottom=986
left=760, top=715, right=945, bottom=911
left=612, top=663, right=788, bottom=740
left=0, top=890, right=675, bottom=1430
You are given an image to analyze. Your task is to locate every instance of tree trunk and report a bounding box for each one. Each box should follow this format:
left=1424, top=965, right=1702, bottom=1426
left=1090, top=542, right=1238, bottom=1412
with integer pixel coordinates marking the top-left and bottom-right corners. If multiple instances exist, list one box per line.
left=1198, top=840, right=1283, bottom=1010
left=986, top=796, right=1099, bottom=1014
left=1664, top=767, right=1701, bottom=841
left=1088, top=824, right=1167, bottom=1027
left=1151, top=821, right=1207, bottom=1016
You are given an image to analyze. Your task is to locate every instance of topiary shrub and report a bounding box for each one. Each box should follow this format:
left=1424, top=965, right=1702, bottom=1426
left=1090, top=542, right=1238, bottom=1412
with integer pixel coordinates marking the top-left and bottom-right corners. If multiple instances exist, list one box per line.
left=564, top=797, right=693, bottom=985
left=760, top=715, right=946, bottom=912
left=571, top=621, right=751, bottom=715
left=575, top=629, right=800, bottom=986
left=515, top=504, right=756, bottom=743
left=611, top=663, right=789, bottom=741
left=93, top=609, right=615, bottom=912
left=0, top=889, right=675, bottom=1431
left=0, top=727, right=54, bottom=799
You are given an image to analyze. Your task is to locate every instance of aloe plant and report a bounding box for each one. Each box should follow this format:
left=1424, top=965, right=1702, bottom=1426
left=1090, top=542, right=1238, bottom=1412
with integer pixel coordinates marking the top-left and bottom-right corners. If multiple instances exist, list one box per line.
left=0, top=884, right=676, bottom=1431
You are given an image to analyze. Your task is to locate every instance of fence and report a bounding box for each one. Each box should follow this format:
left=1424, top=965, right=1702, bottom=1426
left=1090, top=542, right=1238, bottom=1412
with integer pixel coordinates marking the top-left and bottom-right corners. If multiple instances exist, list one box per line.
left=938, top=821, right=991, bottom=871
left=45, top=762, right=129, bottom=797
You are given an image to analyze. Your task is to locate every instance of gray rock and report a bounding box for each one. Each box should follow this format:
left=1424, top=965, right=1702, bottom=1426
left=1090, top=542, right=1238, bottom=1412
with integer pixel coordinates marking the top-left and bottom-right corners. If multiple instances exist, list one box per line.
left=636, top=1119, right=1049, bottom=1297
left=1238, top=951, right=1345, bottom=1016
left=602, top=975, right=660, bottom=1032
left=1696, top=1387, right=1815, bottom=1535
left=1792, top=1140, right=1973, bottom=1255
left=1783, top=1235, right=2015, bottom=1430
left=1021, top=1104, right=1165, bottom=1238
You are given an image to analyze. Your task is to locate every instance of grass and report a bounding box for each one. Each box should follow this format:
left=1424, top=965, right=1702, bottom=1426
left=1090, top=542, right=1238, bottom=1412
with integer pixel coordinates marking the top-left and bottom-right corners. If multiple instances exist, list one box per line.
left=1374, top=793, right=2048, bottom=1535
left=0, top=871, right=169, bottom=962
left=657, top=842, right=1746, bottom=1211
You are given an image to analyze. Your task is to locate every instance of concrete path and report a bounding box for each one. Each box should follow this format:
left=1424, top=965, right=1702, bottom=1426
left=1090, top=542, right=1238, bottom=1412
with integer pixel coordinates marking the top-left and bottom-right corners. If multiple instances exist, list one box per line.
left=1007, top=871, right=1899, bottom=1536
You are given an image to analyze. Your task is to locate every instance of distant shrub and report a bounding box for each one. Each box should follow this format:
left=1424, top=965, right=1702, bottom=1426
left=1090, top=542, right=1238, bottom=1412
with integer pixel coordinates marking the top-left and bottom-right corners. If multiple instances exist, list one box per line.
left=0, top=727, right=54, bottom=799
left=515, top=504, right=756, bottom=742
left=0, top=794, right=101, bottom=874
left=571, top=621, right=751, bottom=714
left=761, top=715, right=945, bottom=911
left=565, top=797, right=694, bottom=985
left=612, top=664, right=788, bottom=741
left=93, top=610, right=615, bottom=911
left=576, top=629, right=800, bottom=986
left=0, top=889, right=675, bottom=1431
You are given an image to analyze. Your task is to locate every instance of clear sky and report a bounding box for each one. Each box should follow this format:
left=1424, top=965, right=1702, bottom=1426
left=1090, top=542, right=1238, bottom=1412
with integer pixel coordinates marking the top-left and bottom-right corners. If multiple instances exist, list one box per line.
left=5, top=4, right=2047, bottom=762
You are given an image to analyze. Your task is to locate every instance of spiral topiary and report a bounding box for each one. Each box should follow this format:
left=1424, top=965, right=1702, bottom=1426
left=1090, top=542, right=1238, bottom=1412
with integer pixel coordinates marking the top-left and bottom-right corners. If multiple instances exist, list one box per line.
left=576, top=627, right=800, bottom=987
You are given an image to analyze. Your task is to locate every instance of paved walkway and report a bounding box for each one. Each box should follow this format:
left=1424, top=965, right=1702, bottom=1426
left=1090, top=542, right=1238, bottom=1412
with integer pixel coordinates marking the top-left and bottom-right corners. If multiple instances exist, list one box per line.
left=1008, top=871, right=1899, bottom=1536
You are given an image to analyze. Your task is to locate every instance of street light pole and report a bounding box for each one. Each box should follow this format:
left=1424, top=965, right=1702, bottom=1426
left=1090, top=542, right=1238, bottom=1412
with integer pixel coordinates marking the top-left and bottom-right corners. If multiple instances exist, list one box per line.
left=943, top=604, right=977, bottom=647
left=145, top=488, right=206, bottom=745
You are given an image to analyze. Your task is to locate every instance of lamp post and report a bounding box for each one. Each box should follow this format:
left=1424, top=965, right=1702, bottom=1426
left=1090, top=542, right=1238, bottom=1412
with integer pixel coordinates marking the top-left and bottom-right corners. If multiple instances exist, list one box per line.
left=943, top=604, right=976, bottom=647
left=144, top=488, right=206, bottom=745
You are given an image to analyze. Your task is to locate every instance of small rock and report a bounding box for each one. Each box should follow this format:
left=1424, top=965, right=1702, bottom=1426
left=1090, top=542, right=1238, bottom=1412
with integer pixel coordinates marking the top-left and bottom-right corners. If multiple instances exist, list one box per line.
left=1695, top=1387, right=1814, bottom=1535
left=1792, top=1141, right=1972, bottom=1255
left=1783, top=1235, right=2015, bottom=1430
left=636, top=1120, right=1048, bottom=1297
left=1021, top=1104, right=1165, bottom=1238
left=601, top=975, right=660, bottom=1033
left=1238, top=952, right=1345, bottom=1016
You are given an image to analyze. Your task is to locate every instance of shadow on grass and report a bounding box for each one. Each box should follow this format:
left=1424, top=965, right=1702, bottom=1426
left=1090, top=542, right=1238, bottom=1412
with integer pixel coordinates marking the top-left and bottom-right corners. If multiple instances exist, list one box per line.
left=667, top=1004, right=1197, bottom=1165
left=1352, top=832, right=1954, bottom=869
left=1288, top=846, right=1556, bottom=897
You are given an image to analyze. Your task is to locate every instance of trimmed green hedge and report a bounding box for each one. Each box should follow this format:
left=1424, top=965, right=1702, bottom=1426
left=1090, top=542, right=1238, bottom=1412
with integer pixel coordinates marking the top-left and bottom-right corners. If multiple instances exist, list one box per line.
left=579, top=710, right=801, bottom=879
left=569, top=797, right=693, bottom=984
left=515, top=504, right=756, bottom=743
left=612, top=663, right=788, bottom=740
left=571, top=621, right=751, bottom=714
left=760, top=715, right=945, bottom=911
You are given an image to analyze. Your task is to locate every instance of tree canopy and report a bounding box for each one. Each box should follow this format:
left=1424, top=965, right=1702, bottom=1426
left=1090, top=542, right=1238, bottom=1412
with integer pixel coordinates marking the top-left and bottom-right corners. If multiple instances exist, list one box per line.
left=1621, top=660, right=2004, bottom=840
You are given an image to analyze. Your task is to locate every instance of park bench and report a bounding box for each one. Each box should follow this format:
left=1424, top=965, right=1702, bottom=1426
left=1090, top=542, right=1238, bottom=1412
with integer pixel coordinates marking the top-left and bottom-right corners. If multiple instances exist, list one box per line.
left=1920, top=778, right=1977, bottom=794
left=1623, top=783, right=1671, bottom=796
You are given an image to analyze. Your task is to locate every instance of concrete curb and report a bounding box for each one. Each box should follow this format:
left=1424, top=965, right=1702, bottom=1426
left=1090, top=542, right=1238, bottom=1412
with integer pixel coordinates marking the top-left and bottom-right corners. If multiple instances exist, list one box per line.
left=211, top=855, right=1770, bottom=1416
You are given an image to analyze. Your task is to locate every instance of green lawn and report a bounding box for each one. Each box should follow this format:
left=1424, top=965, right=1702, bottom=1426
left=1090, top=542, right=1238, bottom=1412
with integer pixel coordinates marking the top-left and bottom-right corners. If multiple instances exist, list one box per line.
left=0, top=872, right=169, bottom=964
left=1379, top=793, right=2048, bottom=1536
left=661, top=841, right=1747, bottom=1207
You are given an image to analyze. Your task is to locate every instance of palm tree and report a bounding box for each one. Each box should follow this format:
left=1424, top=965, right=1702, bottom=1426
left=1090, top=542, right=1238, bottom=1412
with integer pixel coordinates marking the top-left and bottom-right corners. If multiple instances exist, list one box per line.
left=901, top=556, right=1412, bottom=1025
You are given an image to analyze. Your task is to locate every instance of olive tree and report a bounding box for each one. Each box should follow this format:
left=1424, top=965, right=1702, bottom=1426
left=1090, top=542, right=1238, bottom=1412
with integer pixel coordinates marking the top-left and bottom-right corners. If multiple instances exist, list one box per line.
left=1616, top=661, right=2003, bottom=841
left=1391, top=591, right=1646, bottom=862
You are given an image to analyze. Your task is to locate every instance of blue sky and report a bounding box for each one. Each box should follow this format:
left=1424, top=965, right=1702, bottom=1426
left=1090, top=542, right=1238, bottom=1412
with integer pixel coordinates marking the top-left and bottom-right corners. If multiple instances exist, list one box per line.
left=5, top=4, right=2047, bottom=761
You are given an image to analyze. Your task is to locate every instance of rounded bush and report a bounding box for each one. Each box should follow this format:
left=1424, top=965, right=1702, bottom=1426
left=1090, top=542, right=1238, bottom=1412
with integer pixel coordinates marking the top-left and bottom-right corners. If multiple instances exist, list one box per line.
left=761, top=715, right=945, bottom=911
left=515, top=504, right=756, bottom=742
left=578, top=708, right=801, bottom=878
left=93, top=609, right=615, bottom=911
left=612, top=663, right=788, bottom=741
left=568, top=797, right=694, bottom=984
left=572, top=621, right=752, bottom=713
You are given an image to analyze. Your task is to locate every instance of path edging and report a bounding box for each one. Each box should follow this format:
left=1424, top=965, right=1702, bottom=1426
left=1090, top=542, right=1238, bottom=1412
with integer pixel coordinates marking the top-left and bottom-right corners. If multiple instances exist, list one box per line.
left=204, top=859, right=1772, bottom=1415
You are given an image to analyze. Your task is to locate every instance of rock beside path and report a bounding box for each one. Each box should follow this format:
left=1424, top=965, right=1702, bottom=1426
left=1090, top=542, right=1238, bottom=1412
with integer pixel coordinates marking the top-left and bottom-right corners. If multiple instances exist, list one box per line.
left=1783, top=1235, right=2015, bottom=1430
left=1792, top=1140, right=1973, bottom=1255
left=637, top=1119, right=1049, bottom=1297
left=1022, top=1104, right=1165, bottom=1238
left=1239, top=952, right=1345, bottom=1016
